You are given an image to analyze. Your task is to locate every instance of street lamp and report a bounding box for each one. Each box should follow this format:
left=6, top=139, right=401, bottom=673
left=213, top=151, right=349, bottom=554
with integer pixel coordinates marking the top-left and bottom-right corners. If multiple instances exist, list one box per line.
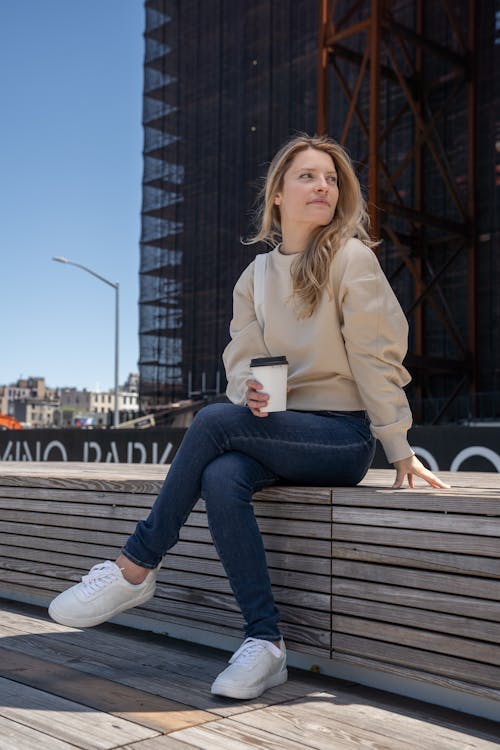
left=52, top=256, right=120, bottom=428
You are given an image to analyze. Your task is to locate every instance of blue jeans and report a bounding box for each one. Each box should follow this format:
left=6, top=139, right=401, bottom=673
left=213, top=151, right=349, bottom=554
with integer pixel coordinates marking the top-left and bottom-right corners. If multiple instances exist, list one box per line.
left=122, top=403, right=375, bottom=642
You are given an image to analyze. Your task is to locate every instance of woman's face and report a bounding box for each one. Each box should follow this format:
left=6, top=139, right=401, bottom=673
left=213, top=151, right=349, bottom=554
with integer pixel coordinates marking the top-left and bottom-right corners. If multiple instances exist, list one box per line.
left=274, top=148, right=339, bottom=233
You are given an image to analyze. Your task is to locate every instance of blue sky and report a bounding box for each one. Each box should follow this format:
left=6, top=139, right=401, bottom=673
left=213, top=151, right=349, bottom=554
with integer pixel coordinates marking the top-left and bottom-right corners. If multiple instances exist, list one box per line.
left=0, top=1, right=144, bottom=391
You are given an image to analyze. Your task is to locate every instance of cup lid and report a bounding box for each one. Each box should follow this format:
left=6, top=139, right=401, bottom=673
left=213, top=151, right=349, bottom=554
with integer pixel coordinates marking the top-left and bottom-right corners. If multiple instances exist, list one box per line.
left=250, top=355, right=288, bottom=367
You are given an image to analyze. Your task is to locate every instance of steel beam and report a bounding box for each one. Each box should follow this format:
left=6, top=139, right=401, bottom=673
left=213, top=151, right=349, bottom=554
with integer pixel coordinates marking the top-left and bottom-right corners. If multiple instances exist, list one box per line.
left=318, top=0, right=478, bottom=422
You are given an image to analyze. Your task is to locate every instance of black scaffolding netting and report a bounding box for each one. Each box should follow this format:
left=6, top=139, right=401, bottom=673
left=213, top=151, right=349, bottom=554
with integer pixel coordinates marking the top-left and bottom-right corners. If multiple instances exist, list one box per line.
left=139, top=0, right=499, bottom=421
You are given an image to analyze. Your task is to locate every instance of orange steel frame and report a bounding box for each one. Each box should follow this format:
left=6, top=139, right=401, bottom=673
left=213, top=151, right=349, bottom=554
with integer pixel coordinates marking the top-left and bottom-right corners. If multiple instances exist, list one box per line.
left=317, top=0, right=477, bottom=423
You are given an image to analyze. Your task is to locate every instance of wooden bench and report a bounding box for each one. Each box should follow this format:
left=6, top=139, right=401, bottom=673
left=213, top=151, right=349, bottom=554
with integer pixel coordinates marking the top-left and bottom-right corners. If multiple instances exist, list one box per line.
left=0, top=462, right=498, bottom=721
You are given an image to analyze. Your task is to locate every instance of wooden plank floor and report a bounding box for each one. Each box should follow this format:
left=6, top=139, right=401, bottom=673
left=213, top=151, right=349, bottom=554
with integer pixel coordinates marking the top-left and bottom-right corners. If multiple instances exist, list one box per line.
left=0, top=599, right=499, bottom=750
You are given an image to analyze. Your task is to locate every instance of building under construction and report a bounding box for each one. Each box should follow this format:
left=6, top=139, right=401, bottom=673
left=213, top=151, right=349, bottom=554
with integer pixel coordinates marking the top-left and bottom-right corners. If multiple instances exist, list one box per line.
left=139, top=0, right=499, bottom=423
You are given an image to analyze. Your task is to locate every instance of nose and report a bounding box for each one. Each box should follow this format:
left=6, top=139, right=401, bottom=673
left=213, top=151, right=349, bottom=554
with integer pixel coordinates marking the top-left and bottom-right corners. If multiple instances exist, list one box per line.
left=315, top=175, right=328, bottom=191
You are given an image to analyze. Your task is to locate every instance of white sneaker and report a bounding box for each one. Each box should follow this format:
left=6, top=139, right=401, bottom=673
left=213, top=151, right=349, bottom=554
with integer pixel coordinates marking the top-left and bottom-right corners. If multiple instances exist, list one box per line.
left=210, top=637, right=287, bottom=699
left=48, top=560, right=157, bottom=628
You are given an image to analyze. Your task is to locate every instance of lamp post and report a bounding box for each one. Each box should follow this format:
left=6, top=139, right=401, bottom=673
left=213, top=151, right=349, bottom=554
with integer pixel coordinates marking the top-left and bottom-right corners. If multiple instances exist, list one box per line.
left=52, top=257, right=120, bottom=428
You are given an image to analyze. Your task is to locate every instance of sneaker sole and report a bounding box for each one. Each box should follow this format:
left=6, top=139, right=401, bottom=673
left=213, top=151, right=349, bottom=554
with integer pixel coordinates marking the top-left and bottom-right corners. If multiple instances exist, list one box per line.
left=48, top=587, right=155, bottom=628
left=211, top=667, right=288, bottom=700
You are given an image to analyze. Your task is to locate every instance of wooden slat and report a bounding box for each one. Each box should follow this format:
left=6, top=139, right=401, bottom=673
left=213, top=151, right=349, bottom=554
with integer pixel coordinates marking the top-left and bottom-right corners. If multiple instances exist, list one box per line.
left=0, top=556, right=331, bottom=618
left=0, top=507, right=333, bottom=542
left=333, top=523, right=500, bottom=557
left=333, top=541, right=500, bottom=577
left=230, top=689, right=500, bottom=750
left=333, top=650, right=500, bottom=704
left=0, top=531, right=332, bottom=575
left=332, top=507, right=500, bottom=536
left=333, top=595, right=500, bottom=643
left=0, top=675, right=158, bottom=749
left=0, top=649, right=217, bottom=734
left=333, top=614, right=500, bottom=665
left=135, top=603, right=330, bottom=654
left=332, top=487, right=500, bottom=514
left=0, top=518, right=125, bottom=545
left=332, top=579, right=500, bottom=620
left=167, top=554, right=331, bottom=589
left=0, top=617, right=226, bottom=679
left=0, top=475, right=165, bottom=493
left=0, top=465, right=330, bottom=502
left=0, top=464, right=169, bottom=493
left=0, top=545, right=332, bottom=594
left=0, top=532, right=120, bottom=561
left=0, top=518, right=333, bottom=557
left=1, top=464, right=495, bottom=489
left=0, top=714, right=85, bottom=750
left=169, top=717, right=328, bottom=750
left=159, top=569, right=330, bottom=605
left=0, top=485, right=159, bottom=506
left=0, top=508, right=138, bottom=533
left=332, top=560, right=500, bottom=600
left=253, top=485, right=332, bottom=504
left=0, top=496, right=331, bottom=523
left=121, top=738, right=198, bottom=750
left=0, top=497, right=152, bottom=520
left=357, top=470, right=500, bottom=489
left=142, top=596, right=331, bottom=648
left=333, top=633, right=500, bottom=689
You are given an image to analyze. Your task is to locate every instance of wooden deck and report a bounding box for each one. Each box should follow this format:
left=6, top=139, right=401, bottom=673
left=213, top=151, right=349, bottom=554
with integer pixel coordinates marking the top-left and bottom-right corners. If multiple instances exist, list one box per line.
left=0, top=463, right=499, bottom=724
left=1, top=598, right=499, bottom=750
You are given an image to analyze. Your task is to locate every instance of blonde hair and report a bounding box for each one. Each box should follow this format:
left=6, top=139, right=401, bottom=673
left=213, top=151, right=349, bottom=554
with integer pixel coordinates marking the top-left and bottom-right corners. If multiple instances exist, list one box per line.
left=247, top=134, right=377, bottom=318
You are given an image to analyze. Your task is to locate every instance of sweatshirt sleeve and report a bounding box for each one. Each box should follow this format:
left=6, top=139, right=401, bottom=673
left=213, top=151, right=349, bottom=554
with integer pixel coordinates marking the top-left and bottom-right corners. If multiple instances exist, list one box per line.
left=336, top=240, right=415, bottom=464
left=222, top=261, right=270, bottom=405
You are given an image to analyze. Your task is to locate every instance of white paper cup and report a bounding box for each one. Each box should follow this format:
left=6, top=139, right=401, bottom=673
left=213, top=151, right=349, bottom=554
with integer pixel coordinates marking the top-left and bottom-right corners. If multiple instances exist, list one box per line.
left=250, top=355, right=289, bottom=413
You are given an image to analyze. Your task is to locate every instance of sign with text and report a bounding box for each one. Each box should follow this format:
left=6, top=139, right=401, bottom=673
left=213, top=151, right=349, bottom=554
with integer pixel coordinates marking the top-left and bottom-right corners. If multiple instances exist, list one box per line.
left=0, top=425, right=499, bottom=471
left=0, top=428, right=185, bottom=464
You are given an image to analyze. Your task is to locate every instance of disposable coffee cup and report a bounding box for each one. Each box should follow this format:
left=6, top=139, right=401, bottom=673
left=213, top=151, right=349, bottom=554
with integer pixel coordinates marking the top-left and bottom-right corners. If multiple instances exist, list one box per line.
left=250, top=355, right=289, bottom=413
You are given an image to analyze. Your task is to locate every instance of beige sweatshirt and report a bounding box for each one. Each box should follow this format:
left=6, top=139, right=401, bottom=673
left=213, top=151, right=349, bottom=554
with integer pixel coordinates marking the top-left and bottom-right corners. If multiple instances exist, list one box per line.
left=222, top=238, right=414, bottom=464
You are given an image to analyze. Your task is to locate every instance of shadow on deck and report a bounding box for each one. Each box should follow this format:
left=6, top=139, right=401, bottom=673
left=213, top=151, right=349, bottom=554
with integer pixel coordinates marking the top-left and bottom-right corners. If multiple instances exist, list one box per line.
left=0, top=598, right=499, bottom=750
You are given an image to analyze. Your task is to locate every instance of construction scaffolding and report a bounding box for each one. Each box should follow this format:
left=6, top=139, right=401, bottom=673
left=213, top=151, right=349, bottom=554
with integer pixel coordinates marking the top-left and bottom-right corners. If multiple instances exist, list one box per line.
left=139, top=0, right=499, bottom=421
left=140, top=0, right=319, bottom=407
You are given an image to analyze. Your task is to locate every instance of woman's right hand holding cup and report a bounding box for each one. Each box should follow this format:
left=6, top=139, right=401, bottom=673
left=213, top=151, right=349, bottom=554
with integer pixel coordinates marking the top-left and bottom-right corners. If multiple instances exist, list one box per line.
left=245, top=379, right=269, bottom=417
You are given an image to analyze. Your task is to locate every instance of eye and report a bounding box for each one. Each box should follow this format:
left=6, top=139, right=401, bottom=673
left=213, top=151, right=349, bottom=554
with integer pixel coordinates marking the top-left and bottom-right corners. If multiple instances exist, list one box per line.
left=327, top=175, right=338, bottom=184
left=300, top=172, right=313, bottom=179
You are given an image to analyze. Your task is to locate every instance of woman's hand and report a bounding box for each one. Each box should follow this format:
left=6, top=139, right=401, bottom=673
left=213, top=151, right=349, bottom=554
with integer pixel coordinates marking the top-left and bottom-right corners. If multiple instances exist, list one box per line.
left=245, top=379, right=291, bottom=417
left=392, top=454, right=450, bottom=489
left=245, top=379, right=270, bottom=417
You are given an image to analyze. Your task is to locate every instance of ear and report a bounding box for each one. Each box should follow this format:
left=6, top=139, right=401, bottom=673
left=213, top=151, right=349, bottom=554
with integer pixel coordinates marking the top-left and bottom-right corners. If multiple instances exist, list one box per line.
left=274, top=193, right=281, bottom=206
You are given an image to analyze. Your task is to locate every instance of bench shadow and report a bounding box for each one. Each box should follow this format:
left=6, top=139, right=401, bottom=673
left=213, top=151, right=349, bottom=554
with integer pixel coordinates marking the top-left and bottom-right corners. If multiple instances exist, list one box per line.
left=0, top=599, right=499, bottom=747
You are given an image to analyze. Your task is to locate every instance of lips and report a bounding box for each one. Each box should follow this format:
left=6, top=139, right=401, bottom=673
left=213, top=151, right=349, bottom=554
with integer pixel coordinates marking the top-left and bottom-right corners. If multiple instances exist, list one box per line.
left=309, top=199, right=330, bottom=206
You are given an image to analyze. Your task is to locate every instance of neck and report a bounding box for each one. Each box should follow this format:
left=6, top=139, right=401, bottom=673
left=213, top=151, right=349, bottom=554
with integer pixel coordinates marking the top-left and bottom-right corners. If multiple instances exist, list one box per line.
left=280, top=225, right=314, bottom=254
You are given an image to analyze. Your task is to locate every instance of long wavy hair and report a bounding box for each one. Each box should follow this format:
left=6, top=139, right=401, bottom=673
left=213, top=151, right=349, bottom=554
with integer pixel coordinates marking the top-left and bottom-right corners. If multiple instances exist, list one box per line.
left=247, top=134, right=377, bottom=318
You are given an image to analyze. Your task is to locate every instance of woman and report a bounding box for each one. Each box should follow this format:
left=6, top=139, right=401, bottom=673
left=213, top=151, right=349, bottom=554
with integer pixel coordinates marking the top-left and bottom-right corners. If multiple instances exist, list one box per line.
left=49, top=134, right=448, bottom=700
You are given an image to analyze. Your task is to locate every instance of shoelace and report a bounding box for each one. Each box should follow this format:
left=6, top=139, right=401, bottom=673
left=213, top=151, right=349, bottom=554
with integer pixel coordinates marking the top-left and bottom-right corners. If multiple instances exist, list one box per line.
left=229, top=638, right=279, bottom=667
left=80, top=561, right=121, bottom=598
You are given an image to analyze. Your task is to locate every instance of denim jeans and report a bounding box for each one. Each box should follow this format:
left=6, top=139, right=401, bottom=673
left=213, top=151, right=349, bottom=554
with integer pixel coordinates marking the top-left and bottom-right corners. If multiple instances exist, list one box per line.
left=122, top=402, right=375, bottom=642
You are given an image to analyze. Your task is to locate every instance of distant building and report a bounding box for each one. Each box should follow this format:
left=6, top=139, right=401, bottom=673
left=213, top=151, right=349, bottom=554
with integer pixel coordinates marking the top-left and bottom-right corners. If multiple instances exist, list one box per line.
left=60, top=387, right=139, bottom=427
left=14, top=399, right=59, bottom=429
left=1, top=376, right=141, bottom=428
left=3, top=377, right=58, bottom=423
left=123, top=372, right=140, bottom=393
left=0, top=386, right=7, bottom=415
